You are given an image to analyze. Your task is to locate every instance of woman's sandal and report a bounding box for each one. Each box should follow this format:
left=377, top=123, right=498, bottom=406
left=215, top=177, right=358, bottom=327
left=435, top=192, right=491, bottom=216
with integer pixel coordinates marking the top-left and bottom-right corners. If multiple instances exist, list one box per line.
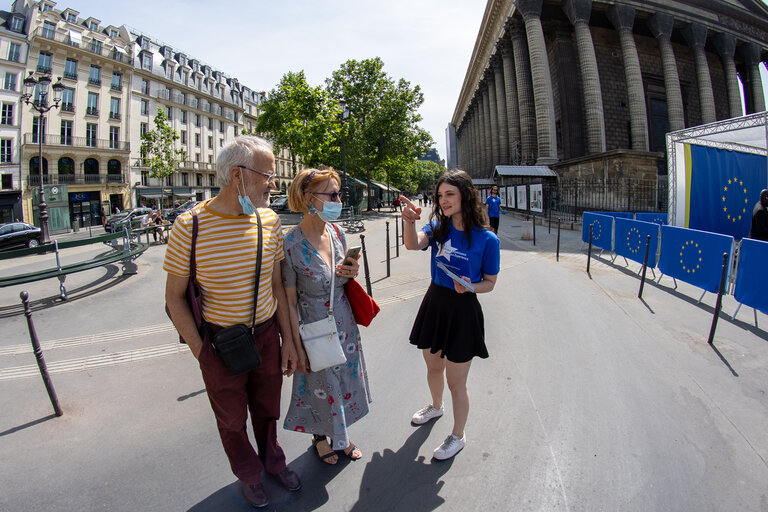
left=312, top=435, right=338, bottom=465
left=341, top=442, right=362, bottom=460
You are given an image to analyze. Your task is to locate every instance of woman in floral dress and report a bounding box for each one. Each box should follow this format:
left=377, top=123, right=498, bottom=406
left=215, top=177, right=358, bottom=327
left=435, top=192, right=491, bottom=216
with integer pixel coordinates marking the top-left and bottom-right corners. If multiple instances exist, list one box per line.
left=281, top=167, right=371, bottom=464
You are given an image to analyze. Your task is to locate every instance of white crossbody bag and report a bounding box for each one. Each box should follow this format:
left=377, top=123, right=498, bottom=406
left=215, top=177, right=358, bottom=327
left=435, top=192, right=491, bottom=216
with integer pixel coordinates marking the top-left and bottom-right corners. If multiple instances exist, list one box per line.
left=298, top=228, right=347, bottom=372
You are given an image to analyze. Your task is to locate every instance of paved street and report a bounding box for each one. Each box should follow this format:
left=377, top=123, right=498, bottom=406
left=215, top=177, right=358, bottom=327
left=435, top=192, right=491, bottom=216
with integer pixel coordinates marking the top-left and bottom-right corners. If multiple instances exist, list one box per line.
left=1, top=213, right=767, bottom=511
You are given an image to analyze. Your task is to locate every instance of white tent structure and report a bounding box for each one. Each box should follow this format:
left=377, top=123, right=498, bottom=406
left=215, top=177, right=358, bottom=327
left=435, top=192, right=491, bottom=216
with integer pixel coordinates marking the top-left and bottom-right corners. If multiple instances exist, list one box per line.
left=666, top=112, right=768, bottom=228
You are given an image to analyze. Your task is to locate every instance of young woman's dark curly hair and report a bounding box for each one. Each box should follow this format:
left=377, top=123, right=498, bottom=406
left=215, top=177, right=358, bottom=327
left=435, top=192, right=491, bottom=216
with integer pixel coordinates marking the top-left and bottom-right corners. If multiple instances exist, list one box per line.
left=429, top=169, right=489, bottom=247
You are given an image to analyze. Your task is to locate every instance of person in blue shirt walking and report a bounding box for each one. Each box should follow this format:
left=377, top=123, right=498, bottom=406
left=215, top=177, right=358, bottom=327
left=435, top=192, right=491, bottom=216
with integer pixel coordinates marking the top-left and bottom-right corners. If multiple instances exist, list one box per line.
left=485, top=185, right=501, bottom=234
left=400, top=169, right=501, bottom=460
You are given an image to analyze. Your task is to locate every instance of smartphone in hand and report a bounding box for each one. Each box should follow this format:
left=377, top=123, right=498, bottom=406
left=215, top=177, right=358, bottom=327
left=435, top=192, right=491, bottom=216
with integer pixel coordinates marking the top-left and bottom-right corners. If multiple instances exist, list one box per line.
left=344, top=246, right=361, bottom=264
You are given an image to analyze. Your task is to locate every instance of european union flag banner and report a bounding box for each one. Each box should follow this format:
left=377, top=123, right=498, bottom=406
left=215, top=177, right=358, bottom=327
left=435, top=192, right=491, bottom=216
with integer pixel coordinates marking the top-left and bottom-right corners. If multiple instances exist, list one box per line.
left=636, top=212, right=667, bottom=225
left=734, top=238, right=768, bottom=315
left=658, top=225, right=734, bottom=293
left=600, top=212, right=634, bottom=220
left=614, top=218, right=660, bottom=267
left=687, top=144, right=767, bottom=239
left=582, top=213, right=613, bottom=251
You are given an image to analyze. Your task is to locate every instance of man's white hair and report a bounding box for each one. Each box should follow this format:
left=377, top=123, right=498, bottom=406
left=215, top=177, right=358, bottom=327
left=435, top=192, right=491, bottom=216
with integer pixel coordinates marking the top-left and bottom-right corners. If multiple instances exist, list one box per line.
left=215, top=135, right=273, bottom=187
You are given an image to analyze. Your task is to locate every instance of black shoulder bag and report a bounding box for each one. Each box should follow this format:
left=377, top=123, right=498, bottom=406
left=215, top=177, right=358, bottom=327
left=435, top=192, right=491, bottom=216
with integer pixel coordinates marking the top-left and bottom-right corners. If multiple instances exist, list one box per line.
left=209, top=213, right=264, bottom=375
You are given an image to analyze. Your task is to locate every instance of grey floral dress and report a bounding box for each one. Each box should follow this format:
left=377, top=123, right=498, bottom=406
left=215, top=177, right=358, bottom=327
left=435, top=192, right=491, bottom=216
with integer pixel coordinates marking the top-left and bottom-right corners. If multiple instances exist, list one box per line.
left=281, top=224, right=372, bottom=450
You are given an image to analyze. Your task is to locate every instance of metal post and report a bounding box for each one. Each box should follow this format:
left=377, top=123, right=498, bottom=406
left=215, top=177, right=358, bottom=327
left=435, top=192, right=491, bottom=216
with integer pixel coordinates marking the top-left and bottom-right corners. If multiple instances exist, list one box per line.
left=707, top=253, right=730, bottom=345
left=586, top=224, right=593, bottom=274
left=532, top=215, right=536, bottom=246
left=395, top=220, right=399, bottom=257
left=20, top=291, right=63, bottom=416
left=37, top=114, right=50, bottom=244
left=360, top=234, right=373, bottom=296
left=385, top=221, right=391, bottom=278
left=638, top=235, right=651, bottom=299
left=548, top=208, right=552, bottom=234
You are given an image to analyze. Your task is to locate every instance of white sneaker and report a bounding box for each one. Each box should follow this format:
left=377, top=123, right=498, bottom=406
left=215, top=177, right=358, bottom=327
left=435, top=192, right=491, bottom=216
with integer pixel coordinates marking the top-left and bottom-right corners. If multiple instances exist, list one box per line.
left=411, top=404, right=444, bottom=425
left=433, top=434, right=466, bottom=460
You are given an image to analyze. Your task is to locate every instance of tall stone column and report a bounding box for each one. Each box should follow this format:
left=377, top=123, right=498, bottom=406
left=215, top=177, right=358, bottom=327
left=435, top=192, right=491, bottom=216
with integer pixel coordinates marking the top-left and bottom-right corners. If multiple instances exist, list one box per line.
left=469, top=106, right=478, bottom=174
left=492, top=54, right=509, bottom=164
left=608, top=5, right=649, bottom=151
left=712, top=33, right=743, bottom=119
left=457, top=123, right=465, bottom=170
left=481, top=84, right=493, bottom=175
left=473, top=102, right=482, bottom=174
left=682, top=23, right=716, bottom=123
left=508, top=16, right=537, bottom=165
left=740, top=42, right=766, bottom=114
left=486, top=69, right=501, bottom=170
left=563, top=0, right=606, bottom=154
left=648, top=13, right=686, bottom=131
left=517, top=0, right=558, bottom=164
left=499, top=39, right=521, bottom=164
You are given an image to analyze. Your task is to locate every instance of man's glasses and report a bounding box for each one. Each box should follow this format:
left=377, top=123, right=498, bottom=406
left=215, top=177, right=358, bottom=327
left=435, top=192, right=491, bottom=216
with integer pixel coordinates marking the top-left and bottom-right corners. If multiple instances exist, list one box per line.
left=237, top=165, right=276, bottom=182
left=313, top=192, right=341, bottom=202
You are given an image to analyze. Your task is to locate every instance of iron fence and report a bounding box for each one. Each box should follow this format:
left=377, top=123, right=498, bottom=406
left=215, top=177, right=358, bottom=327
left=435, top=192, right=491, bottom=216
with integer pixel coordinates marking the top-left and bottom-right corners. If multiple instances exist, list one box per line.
left=546, top=178, right=668, bottom=221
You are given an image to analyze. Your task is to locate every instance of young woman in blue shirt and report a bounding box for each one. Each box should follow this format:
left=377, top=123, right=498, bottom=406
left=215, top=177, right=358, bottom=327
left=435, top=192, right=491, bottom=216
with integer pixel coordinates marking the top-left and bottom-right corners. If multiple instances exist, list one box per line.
left=485, top=185, right=501, bottom=234
left=400, top=169, right=500, bottom=460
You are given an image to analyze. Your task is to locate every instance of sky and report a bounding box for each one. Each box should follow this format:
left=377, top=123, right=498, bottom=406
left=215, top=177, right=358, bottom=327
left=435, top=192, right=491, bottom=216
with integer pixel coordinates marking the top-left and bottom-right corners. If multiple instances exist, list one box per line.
left=46, top=0, right=486, bottom=162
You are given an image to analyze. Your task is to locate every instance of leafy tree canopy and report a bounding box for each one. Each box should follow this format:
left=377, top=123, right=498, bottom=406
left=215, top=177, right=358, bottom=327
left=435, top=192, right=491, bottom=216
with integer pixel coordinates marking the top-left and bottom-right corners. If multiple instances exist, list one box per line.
left=137, top=108, right=186, bottom=178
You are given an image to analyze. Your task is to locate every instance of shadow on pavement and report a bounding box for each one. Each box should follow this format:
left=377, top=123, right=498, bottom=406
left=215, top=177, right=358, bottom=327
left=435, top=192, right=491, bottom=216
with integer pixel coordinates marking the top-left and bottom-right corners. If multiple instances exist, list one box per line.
left=0, top=413, right=58, bottom=438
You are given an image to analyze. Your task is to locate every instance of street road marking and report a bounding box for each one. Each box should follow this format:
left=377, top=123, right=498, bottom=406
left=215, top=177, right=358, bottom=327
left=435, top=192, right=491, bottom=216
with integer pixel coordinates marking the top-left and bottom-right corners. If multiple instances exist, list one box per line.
left=0, top=343, right=186, bottom=380
left=0, top=323, right=176, bottom=355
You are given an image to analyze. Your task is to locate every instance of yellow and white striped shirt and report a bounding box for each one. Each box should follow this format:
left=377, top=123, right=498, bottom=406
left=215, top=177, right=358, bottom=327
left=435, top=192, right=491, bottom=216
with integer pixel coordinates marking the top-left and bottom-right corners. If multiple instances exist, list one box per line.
left=163, top=200, right=284, bottom=327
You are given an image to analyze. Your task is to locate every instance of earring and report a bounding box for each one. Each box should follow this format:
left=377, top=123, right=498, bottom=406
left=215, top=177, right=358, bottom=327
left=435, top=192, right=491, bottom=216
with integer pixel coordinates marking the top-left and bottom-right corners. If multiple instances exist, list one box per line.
left=308, top=204, right=317, bottom=216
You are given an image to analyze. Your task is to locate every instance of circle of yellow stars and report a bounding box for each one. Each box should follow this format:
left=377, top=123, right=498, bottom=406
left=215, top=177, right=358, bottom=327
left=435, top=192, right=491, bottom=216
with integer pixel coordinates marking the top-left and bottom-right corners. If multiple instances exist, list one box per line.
left=627, top=227, right=642, bottom=254
left=680, top=240, right=702, bottom=273
left=722, top=176, right=749, bottom=223
left=590, top=220, right=602, bottom=241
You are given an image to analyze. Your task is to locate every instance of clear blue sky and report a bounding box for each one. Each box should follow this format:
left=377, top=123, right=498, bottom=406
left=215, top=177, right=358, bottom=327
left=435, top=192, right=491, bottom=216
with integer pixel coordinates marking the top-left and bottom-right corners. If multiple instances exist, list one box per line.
left=46, top=0, right=485, bottom=162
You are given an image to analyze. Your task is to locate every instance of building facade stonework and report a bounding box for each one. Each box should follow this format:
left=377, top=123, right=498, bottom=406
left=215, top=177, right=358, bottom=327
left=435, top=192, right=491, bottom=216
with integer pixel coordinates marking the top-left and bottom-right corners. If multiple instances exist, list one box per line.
left=449, top=0, right=768, bottom=184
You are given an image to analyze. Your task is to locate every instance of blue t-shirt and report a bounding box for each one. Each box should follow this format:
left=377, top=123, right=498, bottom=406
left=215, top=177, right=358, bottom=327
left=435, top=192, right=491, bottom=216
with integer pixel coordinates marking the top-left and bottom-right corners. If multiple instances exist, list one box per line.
left=421, top=221, right=500, bottom=290
left=485, top=195, right=501, bottom=218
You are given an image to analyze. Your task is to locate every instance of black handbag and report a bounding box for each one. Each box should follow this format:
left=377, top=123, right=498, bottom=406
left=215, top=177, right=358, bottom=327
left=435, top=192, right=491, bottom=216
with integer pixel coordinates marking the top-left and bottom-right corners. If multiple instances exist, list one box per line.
left=210, top=213, right=264, bottom=375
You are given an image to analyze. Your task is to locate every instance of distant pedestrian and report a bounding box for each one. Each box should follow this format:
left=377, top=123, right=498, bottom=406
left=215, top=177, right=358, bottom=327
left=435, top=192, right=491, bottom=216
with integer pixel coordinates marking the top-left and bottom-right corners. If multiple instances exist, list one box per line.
left=400, top=169, right=500, bottom=461
left=749, top=189, right=768, bottom=241
left=100, top=208, right=106, bottom=227
left=417, top=193, right=423, bottom=207
left=485, top=186, right=501, bottom=234
left=164, top=136, right=300, bottom=508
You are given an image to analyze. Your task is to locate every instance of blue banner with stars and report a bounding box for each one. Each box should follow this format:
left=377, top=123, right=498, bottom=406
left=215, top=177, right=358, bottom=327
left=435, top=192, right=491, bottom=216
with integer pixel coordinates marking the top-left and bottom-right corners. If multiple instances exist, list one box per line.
left=582, top=213, right=614, bottom=251
left=734, top=238, right=768, bottom=315
left=688, top=144, right=767, bottom=239
left=658, top=225, right=734, bottom=293
left=614, top=218, right=660, bottom=267
left=635, top=212, right=667, bottom=225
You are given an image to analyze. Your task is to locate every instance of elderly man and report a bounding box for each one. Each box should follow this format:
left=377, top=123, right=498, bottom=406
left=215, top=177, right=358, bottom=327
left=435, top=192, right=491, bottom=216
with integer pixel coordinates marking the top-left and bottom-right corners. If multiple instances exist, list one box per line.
left=750, top=189, right=768, bottom=241
left=164, top=136, right=299, bottom=508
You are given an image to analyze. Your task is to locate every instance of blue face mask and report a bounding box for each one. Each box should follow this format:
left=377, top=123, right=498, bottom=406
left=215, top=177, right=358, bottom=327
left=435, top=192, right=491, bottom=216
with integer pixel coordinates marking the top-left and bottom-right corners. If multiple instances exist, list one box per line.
left=317, top=200, right=342, bottom=223
left=237, top=174, right=256, bottom=216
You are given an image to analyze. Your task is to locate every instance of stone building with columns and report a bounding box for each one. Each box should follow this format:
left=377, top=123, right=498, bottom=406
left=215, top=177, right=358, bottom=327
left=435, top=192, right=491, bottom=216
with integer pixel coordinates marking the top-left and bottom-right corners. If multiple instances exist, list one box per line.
left=449, top=0, right=768, bottom=189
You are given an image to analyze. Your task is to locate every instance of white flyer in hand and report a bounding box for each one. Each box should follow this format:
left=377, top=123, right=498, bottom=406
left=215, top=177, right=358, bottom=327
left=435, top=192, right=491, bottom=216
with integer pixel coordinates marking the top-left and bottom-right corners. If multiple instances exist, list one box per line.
left=437, top=261, right=475, bottom=293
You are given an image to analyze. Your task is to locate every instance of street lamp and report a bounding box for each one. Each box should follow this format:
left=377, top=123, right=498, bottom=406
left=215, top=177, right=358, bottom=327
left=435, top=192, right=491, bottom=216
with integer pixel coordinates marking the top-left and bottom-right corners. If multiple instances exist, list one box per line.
left=21, top=71, right=64, bottom=244
left=338, top=99, right=350, bottom=207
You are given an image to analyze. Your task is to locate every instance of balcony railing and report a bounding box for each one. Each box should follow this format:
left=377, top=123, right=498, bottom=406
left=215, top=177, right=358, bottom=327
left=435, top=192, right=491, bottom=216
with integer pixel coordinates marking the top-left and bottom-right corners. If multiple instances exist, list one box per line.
left=63, top=71, right=77, bottom=80
left=110, top=83, right=122, bottom=92
left=87, top=42, right=103, bottom=56
left=109, top=112, right=121, bottom=120
left=86, top=107, right=99, bottom=116
left=156, top=90, right=170, bottom=100
left=31, top=28, right=126, bottom=64
left=23, top=133, right=130, bottom=151
left=61, top=103, right=74, bottom=112
left=40, top=28, right=55, bottom=40
left=179, top=160, right=215, bottom=171
left=29, top=173, right=127, bottom=186
left=36, top=64, right=52, bottom=74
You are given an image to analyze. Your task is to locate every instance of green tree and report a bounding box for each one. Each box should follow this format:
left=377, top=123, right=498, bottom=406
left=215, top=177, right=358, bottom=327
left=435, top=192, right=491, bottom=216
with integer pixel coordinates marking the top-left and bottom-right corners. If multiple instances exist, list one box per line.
left=256, top=71, right=339, bottom=174
left=326, top=58, right=433, bottom=208
left=137, top=107, right=186, bottom=179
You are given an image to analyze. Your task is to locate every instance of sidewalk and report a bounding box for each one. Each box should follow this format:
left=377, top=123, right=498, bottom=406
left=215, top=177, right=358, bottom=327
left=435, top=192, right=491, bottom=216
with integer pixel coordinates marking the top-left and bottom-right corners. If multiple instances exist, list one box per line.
left=1, top=214, right=767, bottom=511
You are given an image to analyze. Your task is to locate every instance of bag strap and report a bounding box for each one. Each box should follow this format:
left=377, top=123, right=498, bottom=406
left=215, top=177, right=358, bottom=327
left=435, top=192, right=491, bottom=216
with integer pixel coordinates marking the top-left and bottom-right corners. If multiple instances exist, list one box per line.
left=190, top=210, right=198, bottom=281
left=251, top=212, right=263, bottom=328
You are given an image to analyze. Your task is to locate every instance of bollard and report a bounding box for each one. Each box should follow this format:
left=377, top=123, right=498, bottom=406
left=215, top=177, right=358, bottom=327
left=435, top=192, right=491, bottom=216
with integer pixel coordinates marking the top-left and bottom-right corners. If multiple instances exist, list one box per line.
left=586, top=224, right=593, bottom=274
left=20, top=291, right=63, bottom=417
left=707, top=253, right=729, bottom=345
left=360, top=234, right=373, bottom=297
left=395, top=220, right=399, bottom=258
left=548, top=209, right=552, bottom=234
left=401, top=218, right=405, bottom=244
left=532, top=216, right=536, bottom=246
left=638, top=235, right=651, bottom=299
left=385, top=221, right=391, bottom=278
left=556, top=219, right=561, bottom=262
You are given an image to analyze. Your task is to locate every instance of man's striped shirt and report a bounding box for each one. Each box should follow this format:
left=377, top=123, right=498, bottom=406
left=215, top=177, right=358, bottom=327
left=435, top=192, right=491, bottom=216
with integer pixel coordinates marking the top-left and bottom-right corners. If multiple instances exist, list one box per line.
left=163, top=200, right=284, bottom=327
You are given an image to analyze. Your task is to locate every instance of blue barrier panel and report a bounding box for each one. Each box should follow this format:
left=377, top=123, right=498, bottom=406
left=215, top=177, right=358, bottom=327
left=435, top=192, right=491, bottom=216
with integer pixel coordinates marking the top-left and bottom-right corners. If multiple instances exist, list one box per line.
left=635, top=212, right=667, bottom=225
left=734, top=238, right=768, bottom=315
left=600, top=212, right=634, bottom=220
left=658, top=225, right=734, bottom=293
left=582, top=213, right=614, bottom=251
left=614, top=218, right=661, bottom=267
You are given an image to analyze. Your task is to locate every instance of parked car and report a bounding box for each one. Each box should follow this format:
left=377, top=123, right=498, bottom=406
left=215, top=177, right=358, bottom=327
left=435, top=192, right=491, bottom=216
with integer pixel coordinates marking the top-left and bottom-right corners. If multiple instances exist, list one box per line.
left=104, top=207, right=153, bottom=233
left=0, top=222, right=43, bottom=250
left=165, top=200, right=200, bottom=223
left=270, top=197, right=289, bottom=212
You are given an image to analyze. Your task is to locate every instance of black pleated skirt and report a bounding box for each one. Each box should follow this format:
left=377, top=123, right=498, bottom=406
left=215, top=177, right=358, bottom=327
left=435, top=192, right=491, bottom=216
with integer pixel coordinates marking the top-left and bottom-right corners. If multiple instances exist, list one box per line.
left=409, top=282, right=487, bottom=363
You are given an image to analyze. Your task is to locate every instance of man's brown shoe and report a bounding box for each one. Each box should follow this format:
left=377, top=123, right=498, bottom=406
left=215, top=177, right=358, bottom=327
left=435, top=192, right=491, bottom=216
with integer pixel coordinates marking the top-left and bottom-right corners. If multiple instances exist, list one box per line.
left=272, top=467, right=301, bottom=491
left=241, top=482, right=269, bottom=508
